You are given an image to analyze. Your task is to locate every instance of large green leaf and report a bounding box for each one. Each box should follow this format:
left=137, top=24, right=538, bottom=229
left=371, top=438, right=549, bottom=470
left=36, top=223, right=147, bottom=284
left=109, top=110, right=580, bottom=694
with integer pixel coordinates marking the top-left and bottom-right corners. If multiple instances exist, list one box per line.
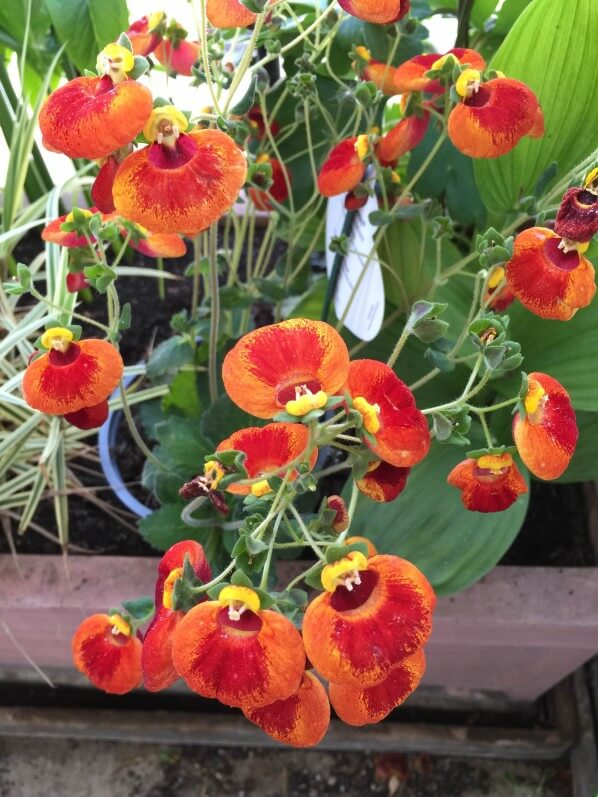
left=474, top=0, right=598, bottom=215
left=45, top=0, right=129, bottom=71
left=348, top=443, right=530, bottom=595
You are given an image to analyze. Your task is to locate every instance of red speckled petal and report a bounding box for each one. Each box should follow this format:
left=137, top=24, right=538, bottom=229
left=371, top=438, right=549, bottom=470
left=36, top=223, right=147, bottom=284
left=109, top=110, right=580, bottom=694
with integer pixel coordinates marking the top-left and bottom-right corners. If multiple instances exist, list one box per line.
left=317, top=138, right=366, bottom=198
left=206, top=0, right=259, bottom=27
left=448, top=78, right=541, bottom=159
left=154, top=40, right=201, bottom=75
left=141, top=609, right=181, bottom=692
left=129, top=231, right=187, bottom=259
left=505, top=227, right=595, bottom=320
left=376, top=114, right=429, bottom=167
left=154, top=540, right=212, bottom=606
left=303, top=555, right=435, bottom=687
left=91, top=157, right=119, bottom=214
left=513, top=373, right=578, bottom=480
left=171, top=603, right=306, bottom=708
left=39, top=77, right=153, bottom=160
left=555, top=187, right=598, bottom=244
left=447, top=458, right=528, bottom=513
left=329, top=648, right=425, bottom=725
left=364, top=62, right=399, bottom=96
left=64, top=399, right=109, bottom=430
left=22, top=339, right=123, bottom=416
left=216, top=423, right=317, bottom=495
left=347, top=359, right=430, bottom=468
left=338, top=0, right=410, bottom=25
left=72, top=614, right=142, bottom=694
left=393, top=48, right=485, bottom=94
left=243, top=671, right=330, bottom=748
left=112, top=130, right=247, bottom=236
left=41, top=216, right=90, bottom=248
left=356, top=461, right=410, bottom=502
left=222, top=319, right=350, bottom=418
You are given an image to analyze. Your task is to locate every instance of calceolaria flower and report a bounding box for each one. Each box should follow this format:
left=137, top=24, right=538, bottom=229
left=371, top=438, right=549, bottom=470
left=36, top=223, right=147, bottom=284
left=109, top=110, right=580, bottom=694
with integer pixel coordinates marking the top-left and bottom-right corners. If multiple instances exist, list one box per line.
left=329, top=648, right=425, bottom=726
left=222, top=319, right=350, bottom=419
left=142, top=541, right=212, bottom=692
left=505, top=227, right=595, bottom=320
left=346, top=359, right=430, bottom=468
left=22, top=327, right=123, bottom=429
left=554, top=169, right=598, bottom=243
left=248, top=155, right=291, bottom=211
left=355, top=460, right=411, bottom=503
left=484, top=266, right=515, bottom=311
left=39, top=45, right=153, bottom=160
left=155, top=38, right=201, bottom=76
left=72, top=613, right=142, bottom=694
left=513, top=373, right=578, bottom=481
left=92, top=155, right=121, bottom=214
left=317, top=136, right=369, bottom=198
left=214, top=423, right=317, bottom=497
left=447, top=453, right=527, bottom=513
left=353, top=47, right=399, bottom=96
left=376, top=113, right=429, bottom=167
left=206, top=0, right=265, bottom=28
left=42, top=208, right=96, bottom=248
left=448, top=75, right=543, bottom=158
left=171, top=585, right=306, bottom=708
left=393, top=49, right=486, bottom=94
left=112, top=105, right=247, bottom=235
left=338, top=0, right=410, bottom=25
left=126, top=12, right=165, bottom=56
left=243, top=671, right=330, bottom=748
left=302, top=552, right=435, bottom=687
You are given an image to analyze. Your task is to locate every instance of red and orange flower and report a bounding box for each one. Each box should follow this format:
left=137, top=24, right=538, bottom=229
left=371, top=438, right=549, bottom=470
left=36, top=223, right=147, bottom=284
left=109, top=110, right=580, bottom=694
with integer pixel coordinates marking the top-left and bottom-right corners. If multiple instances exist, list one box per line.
left=206, top=0, right=264, bottom=28
left=113, top=106, right=246, bottom=236
left=317, top=136, right=369, bottom=198
left=505, top=227, right=595, bottom=320
left=126, top=12, right=165, bottom=56
left=513, top=373, right=578, bottom=481
left=171, top=584, right=306, bottom=707
left=42, top=208, right=96, bottom=248
left=393, top=49, right=485, bottom=94
left=142, top=540, right=212, bottom=692
left=243, top=670, right=330, bottom=748
left=338, top=0, right=410, bottom=25
left=376, top=113, right=429, bottom=167
left=303, top=552, right=435, bottom=687
left=248, top=155, right=291, bottom=211
left=354, top=47, right=398, bottom=96
left=222, top=319, right=350, bottom=419
left=39, top=45, right=153, bottom=160
left=554, top=170, right=598, bottom=244
left=22, top=327, right=123, bottom=429
left=72, top=613, right=142, bottom=694
left=484, top=266, right=515, bottom=311
left=356, top=460, right=411, bottom=503
left=214, top=423, right=318, bottom=497
left=448, top=74, right=543, bottom=159
left=346, top=359, right=430, bottom=468
left=329, top=648, right=425, bottom=726
left=447, top=452, right=527, bottom=513
left=91, top=156, right=121, bottom=214
left=155, top=38, right=201, bottom=76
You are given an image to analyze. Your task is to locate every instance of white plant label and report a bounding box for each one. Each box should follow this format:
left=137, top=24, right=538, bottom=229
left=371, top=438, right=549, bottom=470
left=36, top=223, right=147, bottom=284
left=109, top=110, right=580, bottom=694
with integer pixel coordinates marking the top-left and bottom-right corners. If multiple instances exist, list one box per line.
left=325, top=192, right=385, bottom=342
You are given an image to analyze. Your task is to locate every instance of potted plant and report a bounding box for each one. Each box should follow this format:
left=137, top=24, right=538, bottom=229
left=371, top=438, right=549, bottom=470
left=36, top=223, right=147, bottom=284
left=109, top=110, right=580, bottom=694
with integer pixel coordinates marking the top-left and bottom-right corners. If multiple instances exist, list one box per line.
left=1, top=0, right=598, bottom=748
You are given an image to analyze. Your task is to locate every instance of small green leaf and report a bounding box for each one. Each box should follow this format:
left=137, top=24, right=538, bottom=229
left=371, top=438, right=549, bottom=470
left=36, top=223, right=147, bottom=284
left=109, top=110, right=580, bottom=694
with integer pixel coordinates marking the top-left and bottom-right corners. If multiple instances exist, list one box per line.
left=121, top=596, right=154, bottom=623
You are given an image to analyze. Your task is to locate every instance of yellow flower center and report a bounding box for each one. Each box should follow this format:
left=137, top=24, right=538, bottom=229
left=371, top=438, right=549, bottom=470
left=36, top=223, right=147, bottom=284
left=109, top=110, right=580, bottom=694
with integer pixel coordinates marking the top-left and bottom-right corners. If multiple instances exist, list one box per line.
left=162, top=567, right=184, bottom=609
left=524, top=379, right=547, bottom=417
left=285, top=385, right=328, bottom=417
left=148, top=10, right=165, bottom=29
left=477, top=453, right=513, bottom=474
left=354, top=134, right=370, bottom=161
left=390, top=170, right=401, bottom=185
left=353, top=396, right=381, bottom=434
left=487, top=266, right=505, bottom=290
left=218, top=585, right=260, bottom=621
left=203, top=460, right=225, bottom=490
left=584, top=166, right=598, bottom=193
left=65, top=208, right=93, bottom=224
left=41, top=326, right=74, bottom=353
left=355, top=46, right=372, bottom=63
left=430, top=53, right=458, bottom=71
left=109, top=614, right=132, bottom=637
left=321, top=551, right=368, bottom=593
left=251, top=479, right=273, bottom=498
left=455, top=68, right=481, bottom=99
left=256, top=153, right=271, bottom=164
left=143, top=105, right=189, bottom=146
left=97, top=44, right=135, bottom=84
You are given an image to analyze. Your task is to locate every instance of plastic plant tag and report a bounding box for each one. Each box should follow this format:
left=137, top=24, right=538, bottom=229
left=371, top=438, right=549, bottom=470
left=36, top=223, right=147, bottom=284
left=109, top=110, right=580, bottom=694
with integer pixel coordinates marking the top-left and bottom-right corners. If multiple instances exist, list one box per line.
left=325, top=192, right=385, bottom=342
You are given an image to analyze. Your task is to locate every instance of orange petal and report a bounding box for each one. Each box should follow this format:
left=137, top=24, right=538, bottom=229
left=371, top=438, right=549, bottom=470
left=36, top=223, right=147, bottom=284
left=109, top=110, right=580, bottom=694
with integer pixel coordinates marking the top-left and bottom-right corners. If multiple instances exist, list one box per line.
left=393, top=48, right=486, bottom=94
left=127, top=15, right=163, bottom=56
left=448, top=78, right=541, bottom=159
left=513, top=372, right=578, bottom=480
left=356, top=460, right=410, bottom=502
left=222, top=319, right=350, bottom=419
left=329, top=648, right=425, bottom=725
left=91, top=157, right=119, bottom=214
left=447, top=457, right=527, bottom=512
left=243, top=671, right=330, bottom=747
left=364, top=61, right=400, bottom=96
left=72, top=614, right=142, bottom=694
left=317, top=138, right=366, bottom=198
left=206, top=0, right=259, bottom=28
left=171, top=602, right=305, bottom=707
left=338, top=0, right=410, bottom=24
left=345, top=535, right=378, bottom=557
left=22, top=339, right=123, bottom=416
left=216, top=423, right=317, bottom=495
left=376, top=113, right=429, bottom=167
left=112, top=130, right=247, bottom=236
left=154, top=40, right=201, bottom=75
left=303, top=554, right=435, bottom=687
left=42, top=214, right=93, bottom=248
left=505, top=227, right=595, bottom=320
left=39, top=76, right=153, bottom=160
left=129, top=230, right=187, bottom=259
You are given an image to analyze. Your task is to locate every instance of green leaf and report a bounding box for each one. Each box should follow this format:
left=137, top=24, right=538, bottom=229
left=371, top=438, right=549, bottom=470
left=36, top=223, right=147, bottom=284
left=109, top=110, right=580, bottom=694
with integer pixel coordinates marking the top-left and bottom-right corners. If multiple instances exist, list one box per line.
left=201, top=393, right=266, bottom=447
left=139, top=502, right=204, bottom=550
left=347, top=443, right=530, bottom=595
left=146, top=336, right=194, bottom=383
left=474, top=0, right=598, bottom=214
left=162, top=370, right=202, bottom=419
left=154, top=416, right=212, bottom=473
left=121, top=596, right=154, bottom=623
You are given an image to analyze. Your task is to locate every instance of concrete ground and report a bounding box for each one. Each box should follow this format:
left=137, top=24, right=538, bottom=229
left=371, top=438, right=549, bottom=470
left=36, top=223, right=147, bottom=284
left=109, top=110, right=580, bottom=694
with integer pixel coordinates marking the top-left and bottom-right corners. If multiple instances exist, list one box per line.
left=0, top=738, right=571, bottom=797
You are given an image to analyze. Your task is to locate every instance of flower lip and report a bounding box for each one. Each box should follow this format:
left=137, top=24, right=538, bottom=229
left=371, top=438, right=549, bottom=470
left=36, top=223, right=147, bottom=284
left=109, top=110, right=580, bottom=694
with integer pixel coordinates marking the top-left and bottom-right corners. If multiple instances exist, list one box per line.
left=216, top=606, right=263, bottom=633
left=330, top=568, right=379, bottom=612
left=543, top=237, right=581, bottom=272
left=48, top=342, right=81, bottom=367
left=276, top=379, right=322, bottom=406
left=464, top=83, right=491, bottom=108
